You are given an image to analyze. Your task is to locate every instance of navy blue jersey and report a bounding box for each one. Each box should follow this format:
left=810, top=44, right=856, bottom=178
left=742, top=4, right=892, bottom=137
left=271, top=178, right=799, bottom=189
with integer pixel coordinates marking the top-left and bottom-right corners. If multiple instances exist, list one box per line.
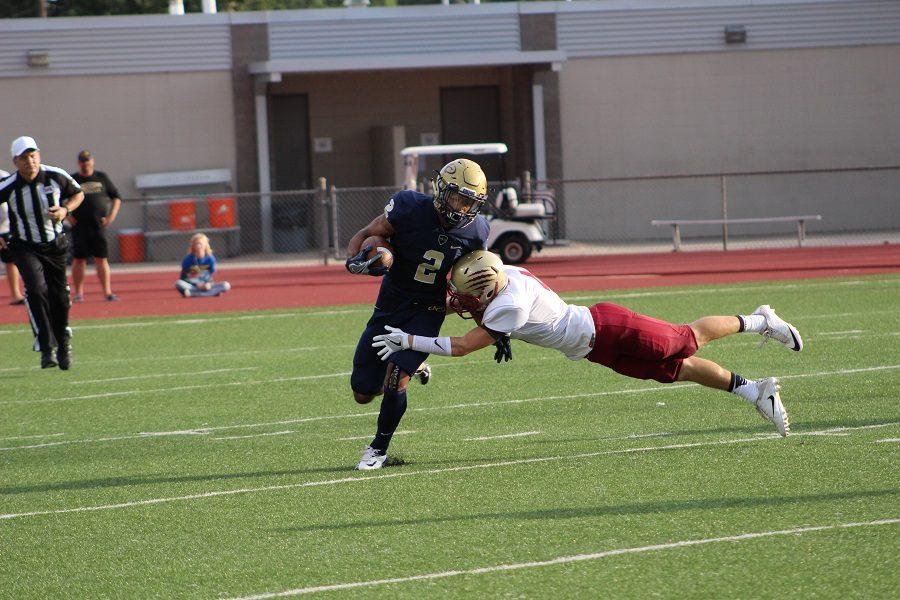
left=379, top=190, right=489, bottom=307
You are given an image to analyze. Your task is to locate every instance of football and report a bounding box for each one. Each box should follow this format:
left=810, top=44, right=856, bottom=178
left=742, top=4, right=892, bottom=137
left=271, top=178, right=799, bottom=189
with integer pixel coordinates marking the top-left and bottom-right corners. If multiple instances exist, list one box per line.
left=362, top=235, right=394, bottom=269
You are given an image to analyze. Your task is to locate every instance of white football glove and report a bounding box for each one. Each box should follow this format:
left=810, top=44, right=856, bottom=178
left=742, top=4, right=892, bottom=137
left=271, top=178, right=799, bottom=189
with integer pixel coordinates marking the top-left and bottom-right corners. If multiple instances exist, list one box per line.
left=372, top=325, right=411, bottom=361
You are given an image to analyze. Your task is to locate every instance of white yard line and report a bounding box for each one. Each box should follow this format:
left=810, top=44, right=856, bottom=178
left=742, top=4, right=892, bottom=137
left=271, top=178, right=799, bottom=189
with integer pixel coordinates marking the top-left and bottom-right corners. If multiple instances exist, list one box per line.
left=1, top=354, right=501, bottom=405
left=2, top=364, right=897, bottom=452
left=816, top=330, right=865, bottom=336
left=465, top=431, right=541, bottom=442
left=0, top=432, right=64, bottom=441
left=336, top=431, right=415, bottom=442
left=563, top=278, right=900, bottom=303
left=875, top=438, right=900, bottom=443
left=223, top=518, right=900, bottom=599
left=2, top=422, right=896, bottom=521
left=69, top=367, right=258, bottom=385
left=213, top=431, right=296, bottom=441
left=0, top=344, right=357, bottom=374
left=0, top=308, right=368, bottom=337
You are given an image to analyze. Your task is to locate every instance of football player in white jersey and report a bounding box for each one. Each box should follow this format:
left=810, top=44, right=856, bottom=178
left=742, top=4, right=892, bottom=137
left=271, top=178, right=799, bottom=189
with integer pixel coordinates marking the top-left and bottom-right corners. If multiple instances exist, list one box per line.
left=373, top=250, right=803, bottom=437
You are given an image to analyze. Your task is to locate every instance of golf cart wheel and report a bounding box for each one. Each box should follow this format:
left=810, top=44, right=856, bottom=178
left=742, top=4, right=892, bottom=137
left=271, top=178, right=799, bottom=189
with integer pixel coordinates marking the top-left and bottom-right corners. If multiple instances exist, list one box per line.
left=494, top=233, right=532, bottom=264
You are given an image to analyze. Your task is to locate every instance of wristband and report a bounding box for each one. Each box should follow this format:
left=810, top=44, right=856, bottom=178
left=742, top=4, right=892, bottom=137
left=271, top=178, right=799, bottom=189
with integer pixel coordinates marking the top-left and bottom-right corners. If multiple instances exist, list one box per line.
left=410, top=335, right=453, bottom=357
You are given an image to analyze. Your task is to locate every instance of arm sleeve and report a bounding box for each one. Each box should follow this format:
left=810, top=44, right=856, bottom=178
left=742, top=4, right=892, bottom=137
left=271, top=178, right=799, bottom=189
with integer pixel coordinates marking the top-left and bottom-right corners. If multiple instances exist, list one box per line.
left=180, top=255, right=192, bottom=280
left=481, top=304, right=528, bottom=336
left=102, top=173, right=120, bottom=199
left=58, top=172, right=81, bottom=199
left=384, top=191, right=416, bottom=231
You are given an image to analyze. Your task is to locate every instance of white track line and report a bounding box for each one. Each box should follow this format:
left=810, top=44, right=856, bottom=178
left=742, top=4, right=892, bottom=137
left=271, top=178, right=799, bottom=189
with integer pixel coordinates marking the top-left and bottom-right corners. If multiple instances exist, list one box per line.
left=2, top=364, right=897, bottom=452
left=69, top=367, right=258, bottom=385
left=224, top=518, right=900, bottom=599
left=2, top=422, right=896, bottom=521
left=465, top=431, right=541, bottom=442
left=213, top=430, right=296, bottom=441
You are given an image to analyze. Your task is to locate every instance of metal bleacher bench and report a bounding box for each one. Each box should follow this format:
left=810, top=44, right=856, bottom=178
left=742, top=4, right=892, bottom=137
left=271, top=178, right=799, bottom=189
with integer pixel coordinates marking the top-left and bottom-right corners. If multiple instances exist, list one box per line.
left=143, top=227, right=241, bottom=261
left=651, top=215, right=822, bottom=251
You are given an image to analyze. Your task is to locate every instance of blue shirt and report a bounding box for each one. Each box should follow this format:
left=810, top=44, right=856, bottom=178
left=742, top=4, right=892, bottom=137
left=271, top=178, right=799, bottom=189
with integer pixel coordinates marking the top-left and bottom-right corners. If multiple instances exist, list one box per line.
left=180, top=253, right=216, bottom=284
left=379, top=190, right=489, bottom=307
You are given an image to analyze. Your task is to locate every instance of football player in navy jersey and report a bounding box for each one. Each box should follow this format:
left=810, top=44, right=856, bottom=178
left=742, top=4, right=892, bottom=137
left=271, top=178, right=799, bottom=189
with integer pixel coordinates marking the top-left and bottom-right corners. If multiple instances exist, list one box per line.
left=345, top=158, right=491, bottom=470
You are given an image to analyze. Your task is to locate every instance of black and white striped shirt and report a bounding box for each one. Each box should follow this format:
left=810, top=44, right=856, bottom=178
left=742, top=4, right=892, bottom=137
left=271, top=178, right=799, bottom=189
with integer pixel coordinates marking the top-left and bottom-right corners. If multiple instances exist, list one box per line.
left=0, top=165, right=81, bottom=244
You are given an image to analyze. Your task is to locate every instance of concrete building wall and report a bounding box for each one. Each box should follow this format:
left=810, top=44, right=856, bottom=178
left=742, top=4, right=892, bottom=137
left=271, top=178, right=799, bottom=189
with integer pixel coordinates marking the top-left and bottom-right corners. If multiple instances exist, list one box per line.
left=0, top=71, right=237, bottom=233
left=272, top=66, right=524, bottom=189
left=558, top=44, right=900, bottom=241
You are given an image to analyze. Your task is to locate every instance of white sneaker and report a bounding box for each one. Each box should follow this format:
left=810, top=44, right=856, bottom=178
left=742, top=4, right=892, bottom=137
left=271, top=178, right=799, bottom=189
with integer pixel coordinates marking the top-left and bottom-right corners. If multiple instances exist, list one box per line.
left=753, top=305, right=803, bottom=351
left=415, top=362, right=431, bottom=385
left=356, top=445, right=387, bottom=470
left=754, top=377, right=790, bottom=437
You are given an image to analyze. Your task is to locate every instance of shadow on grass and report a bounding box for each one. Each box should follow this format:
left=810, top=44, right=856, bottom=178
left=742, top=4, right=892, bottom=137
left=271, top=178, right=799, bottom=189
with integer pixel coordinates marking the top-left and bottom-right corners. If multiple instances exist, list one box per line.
left=277, top=488, right=899, bottom=534
left=525, top=416, right=900, bottom=446
left=0, top=455, right=495, bottom=496
left=0, top=465, right=350, bottom=496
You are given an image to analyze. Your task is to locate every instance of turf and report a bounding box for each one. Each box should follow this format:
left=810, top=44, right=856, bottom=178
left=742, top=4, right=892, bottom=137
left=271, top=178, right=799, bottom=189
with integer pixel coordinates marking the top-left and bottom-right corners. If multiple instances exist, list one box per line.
left=1, top=274, right=898, bottom=599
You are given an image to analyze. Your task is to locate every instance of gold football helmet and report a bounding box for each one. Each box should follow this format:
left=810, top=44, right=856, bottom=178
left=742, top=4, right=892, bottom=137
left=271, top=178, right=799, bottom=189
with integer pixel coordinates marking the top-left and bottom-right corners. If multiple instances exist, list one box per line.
left=448, top=250, right=508, bottom=317
left=432, top=158, right=487, bottom=228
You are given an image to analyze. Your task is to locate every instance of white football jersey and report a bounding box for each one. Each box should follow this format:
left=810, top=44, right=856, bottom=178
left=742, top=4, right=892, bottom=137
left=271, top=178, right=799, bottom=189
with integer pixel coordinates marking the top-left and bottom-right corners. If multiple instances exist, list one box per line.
left=481, top=266, right=594, bottom=360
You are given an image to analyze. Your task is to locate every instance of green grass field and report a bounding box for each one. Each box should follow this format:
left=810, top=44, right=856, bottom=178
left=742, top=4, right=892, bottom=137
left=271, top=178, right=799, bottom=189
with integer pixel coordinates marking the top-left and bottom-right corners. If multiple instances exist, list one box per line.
left=2, top=274, right=898, bottom=599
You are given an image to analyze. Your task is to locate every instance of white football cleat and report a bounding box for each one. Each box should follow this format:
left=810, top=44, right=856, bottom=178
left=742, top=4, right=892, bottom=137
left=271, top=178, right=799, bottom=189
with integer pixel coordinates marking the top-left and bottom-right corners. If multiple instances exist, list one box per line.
left=415, top=362, right=431, bottom=385
left=754, top=377, right=790, bottom=437
left=753, top=305, right=803, bottom=351
left=356, top=445, right=387, bottom=470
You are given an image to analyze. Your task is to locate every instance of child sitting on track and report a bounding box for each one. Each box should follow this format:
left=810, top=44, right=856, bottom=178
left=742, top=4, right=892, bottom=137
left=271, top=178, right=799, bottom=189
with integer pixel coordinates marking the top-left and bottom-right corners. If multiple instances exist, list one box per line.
left=175, top=233, right=231, bottom=298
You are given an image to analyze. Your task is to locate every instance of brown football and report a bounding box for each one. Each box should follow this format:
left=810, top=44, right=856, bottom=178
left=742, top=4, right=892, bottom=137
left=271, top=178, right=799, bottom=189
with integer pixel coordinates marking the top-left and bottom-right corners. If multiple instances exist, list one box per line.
left=362, top=235, right=394, bottom=269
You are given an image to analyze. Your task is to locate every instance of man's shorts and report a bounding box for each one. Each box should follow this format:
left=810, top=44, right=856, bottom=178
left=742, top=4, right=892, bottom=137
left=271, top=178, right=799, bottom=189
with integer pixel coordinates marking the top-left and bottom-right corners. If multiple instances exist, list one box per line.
left=351, top=300, right=446, bottom=395
left=585, top=302, right=698, bottom=384
left=0, top=234, right=12, bottom=264
left=72, top=228, right=109, bottom=259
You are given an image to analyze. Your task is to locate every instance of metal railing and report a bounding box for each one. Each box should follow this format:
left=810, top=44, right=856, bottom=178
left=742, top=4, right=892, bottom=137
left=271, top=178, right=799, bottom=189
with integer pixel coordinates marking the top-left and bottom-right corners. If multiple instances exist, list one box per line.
left=119, top=163, right=899, bottom=263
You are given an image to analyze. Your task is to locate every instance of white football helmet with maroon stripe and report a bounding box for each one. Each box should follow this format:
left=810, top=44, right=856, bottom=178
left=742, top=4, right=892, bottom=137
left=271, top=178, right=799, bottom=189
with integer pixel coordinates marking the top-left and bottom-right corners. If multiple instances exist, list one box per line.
left=448, top=250, right=508, bottom=318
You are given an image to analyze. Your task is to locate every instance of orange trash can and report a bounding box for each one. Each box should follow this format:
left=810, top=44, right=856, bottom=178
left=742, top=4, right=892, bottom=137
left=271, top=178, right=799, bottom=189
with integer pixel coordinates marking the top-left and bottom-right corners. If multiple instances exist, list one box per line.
left=168, top=200, right=196, bottom=230
left=207, top=196, right=236, bottom=228
left=117, top=229, right=145, bottom=263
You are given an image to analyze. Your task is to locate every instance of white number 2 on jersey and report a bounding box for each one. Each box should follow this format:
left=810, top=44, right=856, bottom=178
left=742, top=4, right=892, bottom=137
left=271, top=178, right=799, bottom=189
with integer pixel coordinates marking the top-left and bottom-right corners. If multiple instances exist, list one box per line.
left=414, top=250, right=445, bottom=284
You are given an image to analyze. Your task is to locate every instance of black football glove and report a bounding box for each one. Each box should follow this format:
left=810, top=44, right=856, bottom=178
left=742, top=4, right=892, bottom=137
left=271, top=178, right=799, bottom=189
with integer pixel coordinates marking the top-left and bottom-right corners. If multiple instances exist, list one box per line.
left=493, top=334, right=512, bottom=363
left=345, top=245, right=389, bottom=276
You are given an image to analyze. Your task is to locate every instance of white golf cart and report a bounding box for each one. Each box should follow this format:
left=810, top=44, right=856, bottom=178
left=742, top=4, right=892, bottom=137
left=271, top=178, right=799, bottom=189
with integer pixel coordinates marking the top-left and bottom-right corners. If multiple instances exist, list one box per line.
left=401, top=143, right=556, bottom=264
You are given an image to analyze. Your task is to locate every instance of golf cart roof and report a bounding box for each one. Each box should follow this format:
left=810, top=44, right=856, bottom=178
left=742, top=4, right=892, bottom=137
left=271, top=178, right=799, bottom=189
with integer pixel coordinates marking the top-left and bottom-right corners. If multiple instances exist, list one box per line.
left=401, top=143, right=508, bottom=157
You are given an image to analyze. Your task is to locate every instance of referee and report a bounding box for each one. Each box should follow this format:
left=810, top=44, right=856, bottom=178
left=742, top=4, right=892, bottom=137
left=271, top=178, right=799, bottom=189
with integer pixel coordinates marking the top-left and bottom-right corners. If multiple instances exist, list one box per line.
left=0, top=136, right=84, bottom=369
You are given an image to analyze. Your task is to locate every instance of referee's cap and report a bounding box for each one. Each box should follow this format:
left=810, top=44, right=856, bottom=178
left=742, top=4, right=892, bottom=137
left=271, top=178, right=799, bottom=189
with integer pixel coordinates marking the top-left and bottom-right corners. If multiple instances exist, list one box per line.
left=11, top=136, right=39, bottom=158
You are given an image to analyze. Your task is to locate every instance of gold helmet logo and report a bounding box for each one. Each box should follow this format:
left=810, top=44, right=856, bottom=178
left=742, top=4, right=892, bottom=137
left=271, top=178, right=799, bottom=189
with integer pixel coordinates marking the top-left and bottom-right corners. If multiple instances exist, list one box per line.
left=433, top=158, right=487, bottom=228
left=448, top=250, right=508, bottom=317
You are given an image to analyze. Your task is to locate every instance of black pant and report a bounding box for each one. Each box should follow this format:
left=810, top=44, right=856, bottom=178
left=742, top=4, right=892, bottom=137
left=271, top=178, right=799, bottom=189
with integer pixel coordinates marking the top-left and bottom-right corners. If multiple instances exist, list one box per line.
left=10, top=239, right=70, bottom=352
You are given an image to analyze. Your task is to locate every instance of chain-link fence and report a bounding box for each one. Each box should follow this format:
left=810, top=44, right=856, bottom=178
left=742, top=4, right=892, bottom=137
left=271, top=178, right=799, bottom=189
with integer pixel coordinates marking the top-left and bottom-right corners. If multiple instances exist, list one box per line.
left=118, top=164, right=898, bottom=264
left=536, top=164, right=900, bottom=253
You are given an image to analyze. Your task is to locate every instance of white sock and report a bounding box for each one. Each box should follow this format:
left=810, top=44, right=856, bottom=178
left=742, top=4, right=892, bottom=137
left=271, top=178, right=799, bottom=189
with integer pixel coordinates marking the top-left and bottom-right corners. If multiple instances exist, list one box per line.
left=732, top=379, right=759, bottom=404
left=738, top=314, right=766, bottom=333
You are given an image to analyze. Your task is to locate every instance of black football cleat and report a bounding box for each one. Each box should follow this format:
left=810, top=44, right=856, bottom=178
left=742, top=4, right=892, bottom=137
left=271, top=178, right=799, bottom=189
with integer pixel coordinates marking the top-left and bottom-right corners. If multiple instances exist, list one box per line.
left=41, top=350, right=58, bottom=369
left=57, top=341, right=72, bottom=371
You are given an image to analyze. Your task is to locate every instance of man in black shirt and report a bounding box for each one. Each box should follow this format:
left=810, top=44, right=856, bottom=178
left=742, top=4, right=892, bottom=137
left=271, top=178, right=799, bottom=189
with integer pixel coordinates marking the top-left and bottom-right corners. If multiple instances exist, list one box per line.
left=70, top=150, right=121, bottom=302
left=0, top=136, right=84, bottom=369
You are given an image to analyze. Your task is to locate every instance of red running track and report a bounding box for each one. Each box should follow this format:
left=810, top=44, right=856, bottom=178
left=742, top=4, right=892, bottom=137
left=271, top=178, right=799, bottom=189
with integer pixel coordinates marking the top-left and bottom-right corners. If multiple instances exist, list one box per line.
left=0, top=244, right=897, bottom=325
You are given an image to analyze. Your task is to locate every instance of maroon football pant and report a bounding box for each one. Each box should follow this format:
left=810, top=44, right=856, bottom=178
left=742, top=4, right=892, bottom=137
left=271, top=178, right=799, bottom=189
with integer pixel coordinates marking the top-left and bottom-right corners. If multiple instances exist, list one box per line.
left=585, top=302, right=699, bottom=384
